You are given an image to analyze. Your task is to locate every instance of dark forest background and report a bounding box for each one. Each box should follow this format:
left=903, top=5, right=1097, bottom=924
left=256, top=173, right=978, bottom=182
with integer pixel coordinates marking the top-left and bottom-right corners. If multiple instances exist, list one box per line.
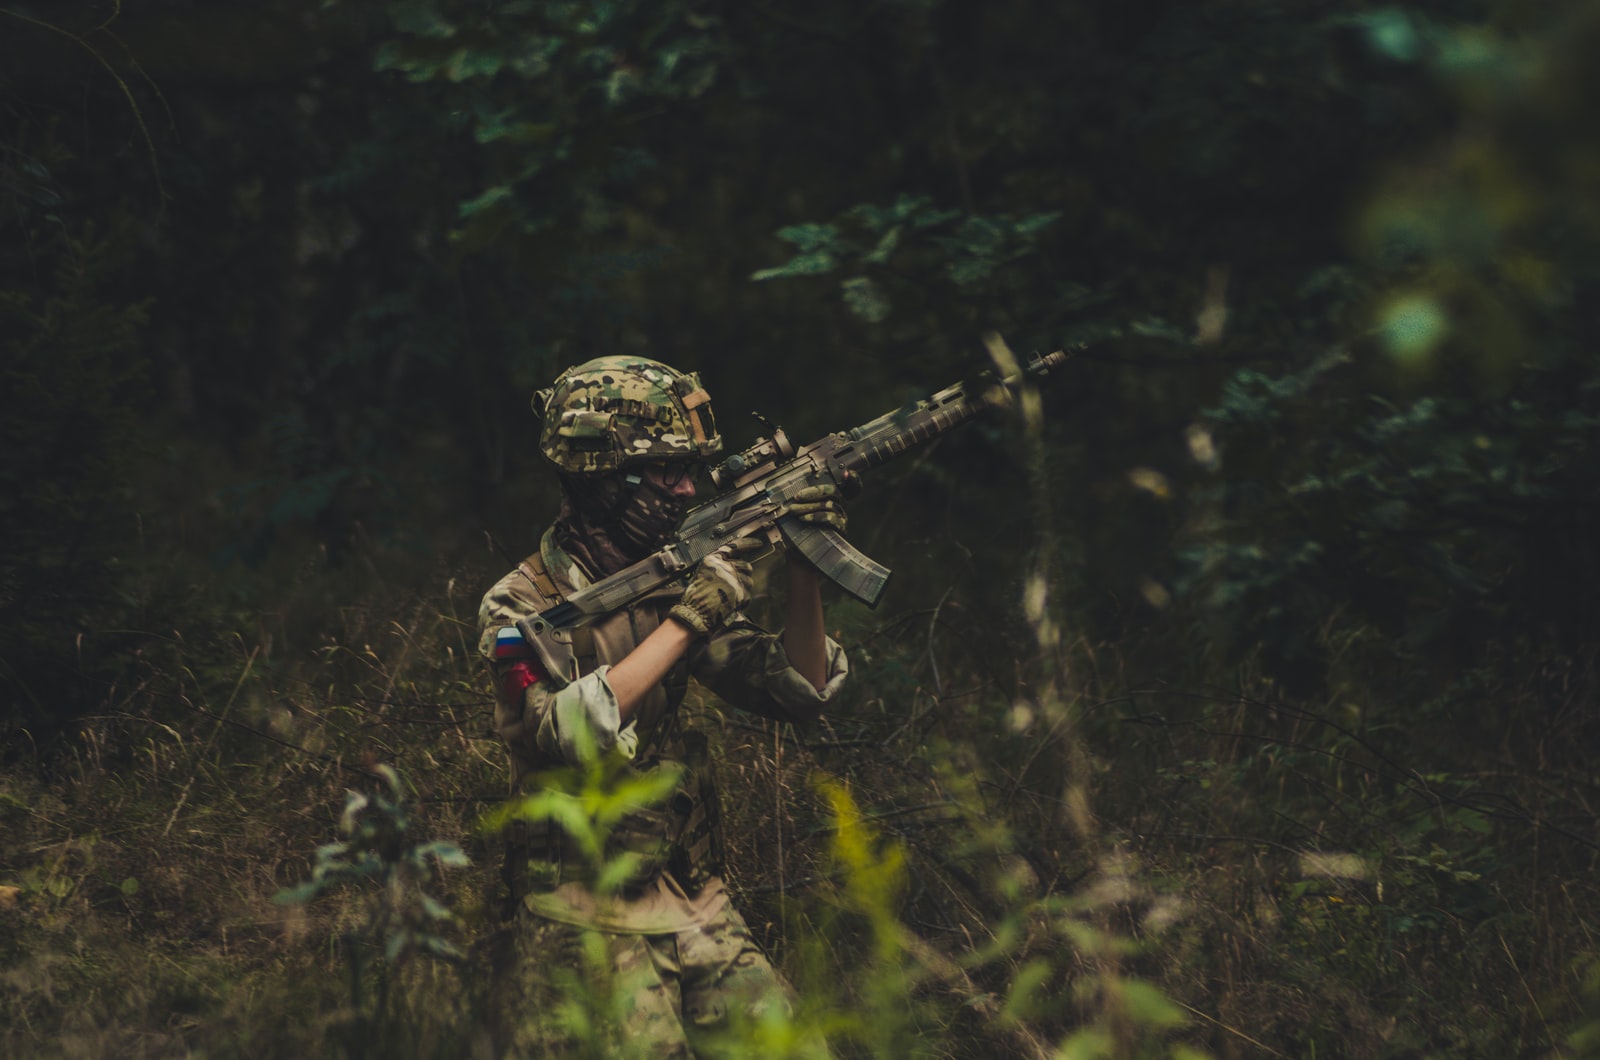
left=3, top=0, right=1599, bottom=1056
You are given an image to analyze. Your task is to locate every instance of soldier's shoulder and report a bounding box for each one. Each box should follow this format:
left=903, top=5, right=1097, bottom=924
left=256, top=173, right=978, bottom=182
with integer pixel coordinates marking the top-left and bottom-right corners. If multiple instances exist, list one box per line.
left=475, top=564, right=559, bottom=660
left=479, top=565, right=554, bottom=619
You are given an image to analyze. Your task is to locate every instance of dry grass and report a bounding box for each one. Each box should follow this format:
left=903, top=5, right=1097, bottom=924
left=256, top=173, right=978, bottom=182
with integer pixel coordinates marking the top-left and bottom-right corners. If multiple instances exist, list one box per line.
left=3, top=552, right=1599, bottom=1058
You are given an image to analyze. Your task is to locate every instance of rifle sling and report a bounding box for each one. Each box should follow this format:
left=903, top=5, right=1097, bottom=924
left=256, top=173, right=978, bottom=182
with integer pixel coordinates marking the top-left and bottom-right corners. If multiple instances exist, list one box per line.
left=517, top=550, right=598, bottom=679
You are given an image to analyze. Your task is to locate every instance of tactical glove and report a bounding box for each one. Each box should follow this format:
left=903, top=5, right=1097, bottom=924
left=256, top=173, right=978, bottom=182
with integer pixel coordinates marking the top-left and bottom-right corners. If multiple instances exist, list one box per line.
left=670, top=537, right=761, bottom=636
left=788, top=483, right=848, bottom=534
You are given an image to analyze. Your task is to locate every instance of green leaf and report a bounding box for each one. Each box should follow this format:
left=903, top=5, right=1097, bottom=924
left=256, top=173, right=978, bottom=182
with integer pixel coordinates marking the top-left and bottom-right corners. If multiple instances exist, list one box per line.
left=421, top=935, right=466, bottom=961
left=386, top=929, right=412, bottom=962
left=1015, top=211, right=1062, bottom=236
left=841, top=277, right=890, bottom=323
left=414, top=841, right=472, bottom=868
left=389, top=0, right=457, bottom=39
left=905, top=202, right=961, bottom=230
left=314, top=841, right=350, bottom=862
left=458, top=184, right=515, bottom=220
left=863, top=226, right=902, bottom=266
left=1118, top=977, right=1188, bottom=1029
left=1001, top=958, right=1052, bottom=1021
left=774, top=223, right=839, bottom=252
left=1057, top=1027, right=1113, bottom=1060
left=1379, top=293, right=1449, bottom=363
left=751, top=250, right=837, bottom=281
left=594, top=852, right=648, bottom=894
left=1358, top=10, right=1425, bottom=63
left=272, top=881, right=322, bottom=906
left=592, top=767, right=683, bottom=828
left=445, top=48, right=506, bottom=82
left=513, top=792, right=602, bottom=860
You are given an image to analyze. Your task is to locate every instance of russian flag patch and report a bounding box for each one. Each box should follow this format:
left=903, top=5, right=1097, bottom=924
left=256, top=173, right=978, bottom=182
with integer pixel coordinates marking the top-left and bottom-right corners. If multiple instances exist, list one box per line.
left=494, top=626, right=533, bottom=659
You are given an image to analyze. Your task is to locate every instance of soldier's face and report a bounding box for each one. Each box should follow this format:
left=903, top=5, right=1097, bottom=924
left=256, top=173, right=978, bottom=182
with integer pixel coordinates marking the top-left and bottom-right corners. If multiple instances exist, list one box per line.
left=641, top=462, right=699, bottom=500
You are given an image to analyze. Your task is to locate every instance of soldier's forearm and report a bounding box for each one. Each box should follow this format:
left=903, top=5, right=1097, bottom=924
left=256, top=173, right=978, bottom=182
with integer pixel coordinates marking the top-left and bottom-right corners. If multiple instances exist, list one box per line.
left=607, top=619, right=696, bottom=722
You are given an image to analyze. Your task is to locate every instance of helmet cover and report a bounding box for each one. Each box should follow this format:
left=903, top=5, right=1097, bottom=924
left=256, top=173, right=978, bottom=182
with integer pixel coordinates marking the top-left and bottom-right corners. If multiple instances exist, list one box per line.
left=534, top=355, right=722, bottom=474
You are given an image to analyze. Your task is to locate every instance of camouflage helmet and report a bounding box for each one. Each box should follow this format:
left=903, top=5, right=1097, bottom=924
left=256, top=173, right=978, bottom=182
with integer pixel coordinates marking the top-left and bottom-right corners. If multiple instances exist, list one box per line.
left=533, top=355, right=722, bottom=474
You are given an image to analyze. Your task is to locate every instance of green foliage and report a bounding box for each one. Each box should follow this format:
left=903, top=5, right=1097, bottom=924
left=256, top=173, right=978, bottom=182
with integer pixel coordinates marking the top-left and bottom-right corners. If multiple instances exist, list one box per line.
left=1168, top=4, right=1600, bottom=691
left=5, top=0, right=1600, bottom=1056
left=275, top=763, right=470, bottom=964
left=273, top=763, right=470, bottom=1056
left=752, top=194, right=1062, bottom=322
left=796, top=777, right=921, bottom=1057
left=478, top=722, right=684, bottom=896
left=372, top=0, right=727, bottom=245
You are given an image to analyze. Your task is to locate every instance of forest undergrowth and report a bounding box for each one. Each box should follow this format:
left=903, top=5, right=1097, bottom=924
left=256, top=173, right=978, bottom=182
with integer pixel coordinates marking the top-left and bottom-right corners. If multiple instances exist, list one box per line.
left=3, top=534, right=1598, bottom=1060
left=6, top=1, right=1600, bottom=1056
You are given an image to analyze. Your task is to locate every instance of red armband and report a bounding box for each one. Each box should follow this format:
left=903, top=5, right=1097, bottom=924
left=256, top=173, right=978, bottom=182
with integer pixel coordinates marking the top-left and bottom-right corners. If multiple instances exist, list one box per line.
left=493, top=626, right=544, bottom=705
left=499, top=659, right=543, bottom=705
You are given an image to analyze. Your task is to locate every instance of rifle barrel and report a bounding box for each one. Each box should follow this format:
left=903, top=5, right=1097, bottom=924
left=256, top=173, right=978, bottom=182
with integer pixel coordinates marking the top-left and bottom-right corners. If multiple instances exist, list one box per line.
left=840, top=350, right=1066, bottom=473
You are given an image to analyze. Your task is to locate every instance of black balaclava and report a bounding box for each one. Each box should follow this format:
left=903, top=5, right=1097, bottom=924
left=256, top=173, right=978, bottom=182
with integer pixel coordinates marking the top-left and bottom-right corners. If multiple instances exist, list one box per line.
left=554, top=469, right=691, bottom=578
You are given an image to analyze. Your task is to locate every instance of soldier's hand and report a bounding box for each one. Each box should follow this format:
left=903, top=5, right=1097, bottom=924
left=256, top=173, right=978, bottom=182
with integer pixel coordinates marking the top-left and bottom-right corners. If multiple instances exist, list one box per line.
left=670, top=537, right=761, bottom=636
left=789, top=483, right=848, bottom=534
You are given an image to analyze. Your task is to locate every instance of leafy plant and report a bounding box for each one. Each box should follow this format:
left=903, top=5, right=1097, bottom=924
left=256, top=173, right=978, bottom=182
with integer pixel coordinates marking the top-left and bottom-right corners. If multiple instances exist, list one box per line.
left=1166, top=4, right=1600, bottom=696
left=752, top=194, right=1062, bottom=324
left=275, top=764, right=470, bottom=1055
left=373, top=0, right=728, bottom=246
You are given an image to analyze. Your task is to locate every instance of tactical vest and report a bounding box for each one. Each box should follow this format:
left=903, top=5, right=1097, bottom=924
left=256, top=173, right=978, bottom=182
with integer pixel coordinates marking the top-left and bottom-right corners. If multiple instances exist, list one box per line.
left=502, top=550, right=725, bottom=903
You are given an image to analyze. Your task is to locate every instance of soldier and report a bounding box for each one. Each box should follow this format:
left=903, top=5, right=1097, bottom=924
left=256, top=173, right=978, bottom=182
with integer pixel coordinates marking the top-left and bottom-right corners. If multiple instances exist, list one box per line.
left=477, top=355, right=848, bottom=1057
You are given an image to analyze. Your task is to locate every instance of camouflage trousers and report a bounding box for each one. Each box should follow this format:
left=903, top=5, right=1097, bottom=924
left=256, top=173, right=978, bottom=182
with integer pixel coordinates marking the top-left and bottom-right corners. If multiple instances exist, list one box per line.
left=489, top=903, right=825, bottom=1058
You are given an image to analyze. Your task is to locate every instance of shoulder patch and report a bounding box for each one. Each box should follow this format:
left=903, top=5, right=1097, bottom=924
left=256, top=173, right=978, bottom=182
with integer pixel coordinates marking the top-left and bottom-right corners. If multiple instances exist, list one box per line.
left=494, top=626, right=534, bottom=660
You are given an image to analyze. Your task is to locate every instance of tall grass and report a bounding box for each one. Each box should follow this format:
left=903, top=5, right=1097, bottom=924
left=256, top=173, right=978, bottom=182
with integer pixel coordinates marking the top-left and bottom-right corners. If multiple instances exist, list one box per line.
left=4, top=437, right=1600, bottom=1057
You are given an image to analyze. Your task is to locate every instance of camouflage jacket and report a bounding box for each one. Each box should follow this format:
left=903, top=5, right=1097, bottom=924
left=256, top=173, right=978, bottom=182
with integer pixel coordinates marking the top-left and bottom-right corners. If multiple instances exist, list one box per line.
left=477, top=527, right=849, bottom=789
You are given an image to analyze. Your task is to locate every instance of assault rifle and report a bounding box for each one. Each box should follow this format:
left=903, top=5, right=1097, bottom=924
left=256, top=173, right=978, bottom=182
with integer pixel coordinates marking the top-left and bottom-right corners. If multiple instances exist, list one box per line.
left=517, top=349, right=1070, bottom=687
